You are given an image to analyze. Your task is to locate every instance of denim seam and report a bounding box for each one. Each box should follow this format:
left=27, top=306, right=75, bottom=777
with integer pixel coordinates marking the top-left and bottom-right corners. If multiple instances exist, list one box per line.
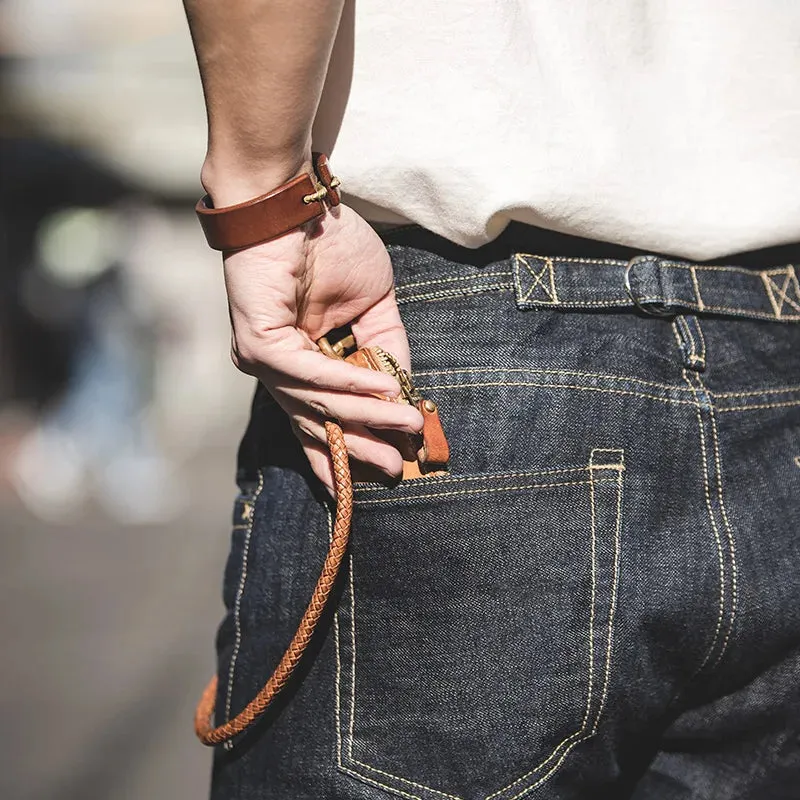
left=222, top=468, right=265, bottom=750
left=593, top=458, right=624, bottom=731
left=717, top=399, right=800, bottom=412
left=355, top=466, right=596, bottom=494
left=355, top=479, right=617, bottom=507
left=704, top=383, right=739, bottom=669
left=713, top=385, right=800, bottom=398
left=398, top=284, right=512, bottom=305
left=516, top=254, right=628, bottom=267
left=689, top=266, right=706, bottom=311
left=340, top=551, right=462, bottom=800
left=678, top=365, right=730, bottom=676
left=414, top=367, right=694, bottom=395
left=397, top=272, right=512, bottom=292
left=675, top=315, right=705, bottom=368
left=420, top=380, right=698, bottom=407
left=339, top=453, right=624, bottom=800
left=485, top=449, right=624, bottom=800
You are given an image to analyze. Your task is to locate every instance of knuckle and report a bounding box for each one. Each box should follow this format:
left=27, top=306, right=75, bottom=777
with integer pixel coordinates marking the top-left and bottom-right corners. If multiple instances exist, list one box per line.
left=307, top=398, right=332, bottom=418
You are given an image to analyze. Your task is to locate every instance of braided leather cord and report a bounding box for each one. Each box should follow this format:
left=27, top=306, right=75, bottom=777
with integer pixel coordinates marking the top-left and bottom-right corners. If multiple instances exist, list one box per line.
left=194, top=420, right=353, bottom=746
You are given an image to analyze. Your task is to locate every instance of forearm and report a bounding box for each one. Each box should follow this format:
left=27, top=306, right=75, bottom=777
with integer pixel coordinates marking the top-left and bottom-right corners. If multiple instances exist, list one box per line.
left=183, top=0, right=345, bottom=206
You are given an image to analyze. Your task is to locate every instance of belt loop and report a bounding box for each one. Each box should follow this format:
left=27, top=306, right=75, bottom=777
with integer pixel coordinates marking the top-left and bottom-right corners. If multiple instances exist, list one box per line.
left=672, top=314, right=707, bottom=372
left=624, top=256, right=673, bottom=317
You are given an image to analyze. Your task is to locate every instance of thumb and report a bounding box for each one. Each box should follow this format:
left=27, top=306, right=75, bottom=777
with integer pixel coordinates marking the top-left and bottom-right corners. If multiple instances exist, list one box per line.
left=349, top=288, right=412, bottom=372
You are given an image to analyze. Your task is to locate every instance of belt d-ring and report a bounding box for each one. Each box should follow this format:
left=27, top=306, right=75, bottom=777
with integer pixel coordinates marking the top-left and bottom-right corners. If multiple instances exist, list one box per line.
left=624, top=256, right=675, bottom=318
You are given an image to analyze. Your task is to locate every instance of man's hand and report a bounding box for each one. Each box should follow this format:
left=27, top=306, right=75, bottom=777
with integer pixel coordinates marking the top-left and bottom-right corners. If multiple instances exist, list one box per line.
left=224, top=204, right=423, bottom=493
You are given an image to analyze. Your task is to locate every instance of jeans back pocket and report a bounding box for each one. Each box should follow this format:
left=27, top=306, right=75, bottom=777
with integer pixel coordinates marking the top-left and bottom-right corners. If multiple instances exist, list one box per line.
left=335, top=449, right=625, bottom=800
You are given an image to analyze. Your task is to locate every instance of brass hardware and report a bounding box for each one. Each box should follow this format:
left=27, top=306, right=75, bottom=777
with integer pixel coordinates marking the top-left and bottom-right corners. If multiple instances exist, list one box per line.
left=423, top=399, right=437, bottom=413
left=317, top=334, right=356, bottom=359
left=302, top=182, right=328, bottom=205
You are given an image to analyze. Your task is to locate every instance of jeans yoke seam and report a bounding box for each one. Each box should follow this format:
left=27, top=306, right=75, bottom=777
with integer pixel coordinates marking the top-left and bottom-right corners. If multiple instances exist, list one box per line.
left=223, top=468, right=265, bottom=750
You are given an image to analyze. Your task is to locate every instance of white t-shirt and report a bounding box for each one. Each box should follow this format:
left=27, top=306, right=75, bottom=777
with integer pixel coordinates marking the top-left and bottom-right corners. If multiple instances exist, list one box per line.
left=314, top=2, right=800, bottom=260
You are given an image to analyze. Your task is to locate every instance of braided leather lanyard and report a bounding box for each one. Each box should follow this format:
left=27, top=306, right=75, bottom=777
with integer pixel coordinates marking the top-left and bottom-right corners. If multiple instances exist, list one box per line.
left=194, top=344, right=448, bottom=746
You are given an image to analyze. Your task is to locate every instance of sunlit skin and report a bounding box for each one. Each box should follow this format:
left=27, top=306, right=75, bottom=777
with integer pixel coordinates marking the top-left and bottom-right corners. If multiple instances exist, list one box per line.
left=183, top=0, right=422, bottom=493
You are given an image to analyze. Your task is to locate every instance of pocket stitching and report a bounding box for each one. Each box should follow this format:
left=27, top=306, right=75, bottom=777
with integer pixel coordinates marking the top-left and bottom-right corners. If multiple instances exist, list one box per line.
left=337, top=450, right=625, bottom=800
left=355, top=478, right=619, bottom=507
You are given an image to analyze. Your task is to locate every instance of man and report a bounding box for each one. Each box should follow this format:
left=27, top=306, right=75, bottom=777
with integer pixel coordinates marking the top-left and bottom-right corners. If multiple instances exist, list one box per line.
left=183, top=2, right=800, bottom=797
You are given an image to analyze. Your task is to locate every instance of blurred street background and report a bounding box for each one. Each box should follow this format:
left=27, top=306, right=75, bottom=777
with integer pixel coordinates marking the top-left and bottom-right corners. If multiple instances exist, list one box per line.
left=0, top=3, right=255, bottom=797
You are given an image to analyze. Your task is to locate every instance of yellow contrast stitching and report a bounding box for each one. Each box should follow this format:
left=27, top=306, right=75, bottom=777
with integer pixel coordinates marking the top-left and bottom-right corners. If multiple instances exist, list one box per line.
left=342, top=453, right=624, bottom=800
left=675, top=316, right=698, bottom=364
left=343, top=530, right=465, bottom=800
left=414, top=366, right=693, bottom=394
left=516, top=253, right=627, bottom=267
left=356, top=479, right=618, bottom=506
left=356, top=466, right=595, bottom=493
left=690, top=266, right=705, bottom=311
left=681, top=371, right=727, bottom=675
left=592, top=461, right=624, bottom=733
left=713, top=385, right=800, bottom=398
left=331, top=508, right=344, bottom=766
left=339, top=765, right=426, bottom=800
left=398, top=284, right=511, bottom=305
left=717, top=399, right=800, bottom=412
left=486, top=450, right=625, bottom=800
left=515, top=254, right=559, bottom=304
left=420, top=380, right=698, bottom=407
left=762, top=266, right=800, bottom=319
left=398, top=272, right=512, bottom=292
left=348, top=557, right=357, bottom=761
left=704, top=387, right=738, bottom=669
left=224, top=469, right=265, bottom=750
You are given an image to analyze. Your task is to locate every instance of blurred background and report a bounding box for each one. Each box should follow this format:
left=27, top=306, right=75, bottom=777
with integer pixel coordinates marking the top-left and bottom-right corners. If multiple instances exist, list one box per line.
left=0, top=3, right=255, bottom=797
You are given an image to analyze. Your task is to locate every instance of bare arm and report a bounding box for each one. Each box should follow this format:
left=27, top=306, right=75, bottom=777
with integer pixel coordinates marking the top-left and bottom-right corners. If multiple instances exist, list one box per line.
left=184, top=0, right=344, bottom=204
left=183, top=1, right=421, bottom=491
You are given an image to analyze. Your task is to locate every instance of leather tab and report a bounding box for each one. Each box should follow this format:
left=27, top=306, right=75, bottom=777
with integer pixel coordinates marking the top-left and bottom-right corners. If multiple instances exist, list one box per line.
left=313, top=152, right=341, bottom=207
left=417, top=401, right=449, bottom=465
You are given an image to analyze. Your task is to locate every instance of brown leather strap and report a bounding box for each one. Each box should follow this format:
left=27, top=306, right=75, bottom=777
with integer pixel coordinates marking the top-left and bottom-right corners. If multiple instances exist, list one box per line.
left=194, top=421, right=353, bottom=745
left=195, top=152, right=340, bottom=252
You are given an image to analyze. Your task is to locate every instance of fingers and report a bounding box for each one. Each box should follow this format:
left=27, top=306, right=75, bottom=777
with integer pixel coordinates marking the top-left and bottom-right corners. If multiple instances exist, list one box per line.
left=288, top=407, right=408, bottom=472
left=234, top=327, right=403, bottom=397
left=292, top=421, right=404, bottom=494
left=282, top=385, right=423, bottom=433
left=350, top=288, right=412, bottom=372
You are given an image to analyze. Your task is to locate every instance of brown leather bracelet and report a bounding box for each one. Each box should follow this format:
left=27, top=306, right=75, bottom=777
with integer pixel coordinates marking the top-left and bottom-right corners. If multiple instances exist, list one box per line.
left=195, top=152, right=341, bottom=252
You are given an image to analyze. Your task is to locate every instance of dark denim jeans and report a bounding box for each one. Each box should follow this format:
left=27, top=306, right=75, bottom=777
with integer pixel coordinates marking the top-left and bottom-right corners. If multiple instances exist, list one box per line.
left=210, top=226, right=800, bottom=799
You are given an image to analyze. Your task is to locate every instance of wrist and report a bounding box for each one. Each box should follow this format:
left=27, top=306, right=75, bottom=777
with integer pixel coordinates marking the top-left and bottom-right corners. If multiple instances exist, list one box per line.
left=201, top=151, right=312, bottom=209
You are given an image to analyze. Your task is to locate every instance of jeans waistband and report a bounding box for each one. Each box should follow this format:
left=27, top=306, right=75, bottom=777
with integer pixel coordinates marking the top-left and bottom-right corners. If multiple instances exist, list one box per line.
left=383, top=224, right=800, bottom=323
